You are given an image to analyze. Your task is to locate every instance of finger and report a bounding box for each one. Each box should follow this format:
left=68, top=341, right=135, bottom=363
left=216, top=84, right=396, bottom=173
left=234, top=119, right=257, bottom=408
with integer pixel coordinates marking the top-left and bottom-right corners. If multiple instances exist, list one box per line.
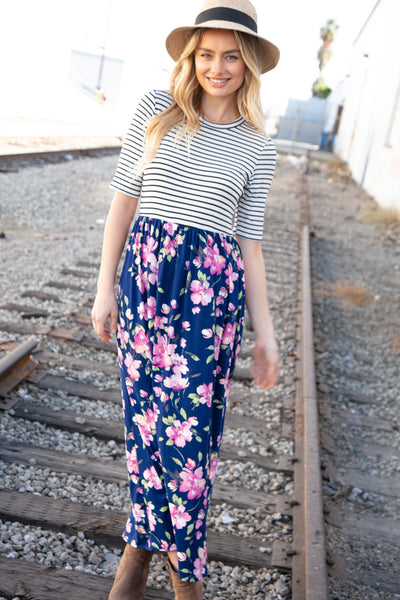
left=109, top=308, right=118, bottom=336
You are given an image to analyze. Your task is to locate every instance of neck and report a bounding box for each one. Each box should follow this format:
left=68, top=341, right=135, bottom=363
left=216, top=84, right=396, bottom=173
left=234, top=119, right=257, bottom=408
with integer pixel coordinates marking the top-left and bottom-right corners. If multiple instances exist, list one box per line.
left=200, top=93, right=240, bottom=124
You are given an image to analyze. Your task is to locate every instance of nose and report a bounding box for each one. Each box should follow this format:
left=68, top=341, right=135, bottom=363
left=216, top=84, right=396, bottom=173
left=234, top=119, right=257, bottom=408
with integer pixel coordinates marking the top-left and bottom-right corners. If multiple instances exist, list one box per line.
left=210, top=56, right=225, bottom=75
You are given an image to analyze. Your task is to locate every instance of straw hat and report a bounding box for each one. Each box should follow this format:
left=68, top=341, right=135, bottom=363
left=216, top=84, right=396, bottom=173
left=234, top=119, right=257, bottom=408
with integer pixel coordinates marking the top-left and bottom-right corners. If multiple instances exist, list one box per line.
left=165, top=0, right=280, bottom=74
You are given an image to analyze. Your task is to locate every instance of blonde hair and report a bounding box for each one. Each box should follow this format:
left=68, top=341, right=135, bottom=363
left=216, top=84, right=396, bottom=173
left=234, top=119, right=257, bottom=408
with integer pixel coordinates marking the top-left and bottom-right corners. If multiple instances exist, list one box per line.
left=135, top=29, right=265, bottom=176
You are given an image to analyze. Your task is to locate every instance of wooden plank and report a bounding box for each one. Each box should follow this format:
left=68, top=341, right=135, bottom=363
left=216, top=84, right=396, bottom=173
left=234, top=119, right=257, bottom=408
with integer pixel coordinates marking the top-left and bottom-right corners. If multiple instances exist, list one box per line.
left=0, top=556, right=173, bottom=600
left=220, top=446, right=293, bottom=474
left=0, top=320, right=50, bottom=335
left=21, top=289, right=62, bottom=302
left=0, top=438, right=288, bottom=514
left=45, top=280, right=87, bottom=292
left=320, top=405, right=396, bottom=432
left=322, top=431, right=400, bottom=460
left=0, top=489, right=273, bottom=569
left=60, top=267, right=94, bottom=278
left=328, top=553, right=400, bottom=594
left=1, top=302, right=50, bottom=318
left=324, top=463, right=400, bottom=497
left=325, top=504, right=400, bottom=543
left=33, top=349, right=119, bottom=377
left=27, top=371, right=121, bottom=404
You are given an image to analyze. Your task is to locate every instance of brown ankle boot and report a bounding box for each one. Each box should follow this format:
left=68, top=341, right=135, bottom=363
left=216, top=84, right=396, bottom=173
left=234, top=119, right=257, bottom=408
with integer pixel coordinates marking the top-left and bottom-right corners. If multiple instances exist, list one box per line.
left=108, top=545, right=153, bottom=600
left=167, top=557, right=203, bottom=600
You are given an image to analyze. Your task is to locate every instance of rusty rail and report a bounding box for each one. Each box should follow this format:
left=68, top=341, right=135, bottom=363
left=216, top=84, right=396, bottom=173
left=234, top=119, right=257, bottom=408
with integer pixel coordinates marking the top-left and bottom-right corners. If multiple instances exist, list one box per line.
left=0, top=340, right=38, bottom=397
left=292, top=175, right=328, bottom=599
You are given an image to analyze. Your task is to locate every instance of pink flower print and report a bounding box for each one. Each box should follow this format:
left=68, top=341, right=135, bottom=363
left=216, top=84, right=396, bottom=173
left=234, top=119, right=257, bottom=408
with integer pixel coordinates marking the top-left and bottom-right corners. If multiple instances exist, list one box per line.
left=171, top=299, right=177, bottom=309
left=153, top=335, right=177, bottom=370
left=125, top=522, right=133, bottom=533
left=222, top=322, right=237, bottom=350
left=164, top=371, right=189, bottom=391
left=203, top=242, right=226, bottom=274
left=164, top=221, right=177, bottom=236
left=160, top=540, right=170, bottom=551
left=228, top=302, right=236, bottom=312
left=132, top=503, right=145, bottom=522
left=146, top=501, right=157, bottom=532
left=135, top=271, right=148, bottom=294
left=124, top=377, right=135, bottom=402
left=225, top=263, right=239, bottom=293
left=182, top=321, right=191, bottom=331
left=161, top=303, right=170, bottom=314
left=142, top=236, right=158, bottom=266
left=186, top=458, right=196, bottom=470
left=209, top=455, right=218, bottom=484
left=167, top=325, right=175, bottom=338
left=169, top=503, right=192, bottom=529
left=180, top=338, right=187, bottom=348
left=213, top=333, right=222, bottom=360
left=171, top=354, right=189, bottom=377
left=177, top=551, right=187, bottom=562
left=143, top=466, right=163, bottom=490
left=126, top=308, right=134, bottom=320
left=196, top=383, right=213, bottom=407
left=154, top=315, right=168, bottom=331
left=154, top=386, right=162, bottom=398
left=136, top=525, right=147, bottom=535
left=190, top=280, right=214, bottom=306
left=117, top=324, right=129, bottom=346
left=138, top=297, right=156, bottom=321
left=192, top=306, right=201, bottom=315
left=132, top=329, right=151, bottom=359
left=166, top=417, right=198, bottom=447
left=133, top=407, right=158, bottom=446
left=168, top=479, right=178, bottom=492
left=124, top=353, right=141, bottom=381
left=193, top=547, right=207, bottom=579
left=126, top=447, right=140, bottom=475
left=179, top=466, right=206, bottom=499
left=162, top=236, right=176, bottom=257
left=196, top=531, right=203, bottom=540
left=146, top=406, right=159, bottom=430
left=202, top=328, right=213, bottom=338
left=193, top=256, right=202, bottom=268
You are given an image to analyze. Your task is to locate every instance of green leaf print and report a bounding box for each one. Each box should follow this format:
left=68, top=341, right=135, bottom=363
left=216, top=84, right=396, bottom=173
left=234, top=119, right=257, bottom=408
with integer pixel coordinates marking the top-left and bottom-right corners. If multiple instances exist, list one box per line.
left=180, top=408, right=187, bottom=420
left=172, top=494, right=182, bottom=505
left=171, top=457, right=183, bottom=468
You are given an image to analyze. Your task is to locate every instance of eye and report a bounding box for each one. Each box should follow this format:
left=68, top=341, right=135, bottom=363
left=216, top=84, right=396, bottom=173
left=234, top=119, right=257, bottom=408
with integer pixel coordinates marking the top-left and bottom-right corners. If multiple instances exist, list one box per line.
left=226, top=55, right=239, bottom=61
left=200, top=53, right=212, bottom=59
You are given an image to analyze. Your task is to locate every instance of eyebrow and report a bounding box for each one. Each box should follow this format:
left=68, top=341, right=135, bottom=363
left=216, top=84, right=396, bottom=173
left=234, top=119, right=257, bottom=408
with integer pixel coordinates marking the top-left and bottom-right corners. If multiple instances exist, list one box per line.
left=197, top=47, right=241, bottom=54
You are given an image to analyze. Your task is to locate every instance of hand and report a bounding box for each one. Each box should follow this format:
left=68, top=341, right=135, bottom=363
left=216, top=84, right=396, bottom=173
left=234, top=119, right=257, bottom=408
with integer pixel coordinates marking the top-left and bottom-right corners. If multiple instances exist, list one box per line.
left=91, top=290, right=118, bottom=343
left=252, top=339, right=280, bottom=390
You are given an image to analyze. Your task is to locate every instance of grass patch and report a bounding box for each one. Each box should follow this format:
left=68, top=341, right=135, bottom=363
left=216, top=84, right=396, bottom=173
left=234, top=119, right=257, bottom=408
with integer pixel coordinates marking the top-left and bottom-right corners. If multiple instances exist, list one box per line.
left=356, top=205, right=400, bottom=228
left=315, top=279, right=374, bottom=308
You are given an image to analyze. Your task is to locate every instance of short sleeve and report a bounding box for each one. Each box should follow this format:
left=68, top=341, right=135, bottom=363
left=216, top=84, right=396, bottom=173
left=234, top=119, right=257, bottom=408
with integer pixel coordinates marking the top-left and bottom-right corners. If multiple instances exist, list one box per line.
left=110, top=90, right=156, bottom=198
left=235, top=139, right=276, bottom=240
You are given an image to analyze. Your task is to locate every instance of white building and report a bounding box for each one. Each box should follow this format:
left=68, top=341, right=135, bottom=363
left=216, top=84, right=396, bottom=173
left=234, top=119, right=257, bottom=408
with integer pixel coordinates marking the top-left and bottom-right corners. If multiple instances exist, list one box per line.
left=334, top=0, right=400, bottom=212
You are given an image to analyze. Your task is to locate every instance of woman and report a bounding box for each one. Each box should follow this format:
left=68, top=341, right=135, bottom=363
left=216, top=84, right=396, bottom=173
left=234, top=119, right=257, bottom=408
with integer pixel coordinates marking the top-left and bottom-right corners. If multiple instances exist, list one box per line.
left=91, top=1, right=280, bottom=598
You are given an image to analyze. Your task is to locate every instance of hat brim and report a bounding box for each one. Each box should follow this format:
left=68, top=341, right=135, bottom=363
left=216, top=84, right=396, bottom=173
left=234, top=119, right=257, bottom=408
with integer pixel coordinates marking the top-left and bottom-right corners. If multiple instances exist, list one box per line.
left=166, top=23, right=280, bottom=74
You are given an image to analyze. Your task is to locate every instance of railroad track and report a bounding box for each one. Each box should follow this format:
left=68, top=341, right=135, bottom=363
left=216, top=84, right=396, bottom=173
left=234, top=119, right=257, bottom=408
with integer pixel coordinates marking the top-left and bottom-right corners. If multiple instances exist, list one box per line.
left=0, top=151, right=327, bottom=599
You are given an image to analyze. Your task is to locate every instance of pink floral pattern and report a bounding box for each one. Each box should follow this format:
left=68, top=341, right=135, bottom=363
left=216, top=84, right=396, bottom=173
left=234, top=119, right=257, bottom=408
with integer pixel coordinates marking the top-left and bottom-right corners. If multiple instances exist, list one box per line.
left=117, top=217, right=245, bottom=582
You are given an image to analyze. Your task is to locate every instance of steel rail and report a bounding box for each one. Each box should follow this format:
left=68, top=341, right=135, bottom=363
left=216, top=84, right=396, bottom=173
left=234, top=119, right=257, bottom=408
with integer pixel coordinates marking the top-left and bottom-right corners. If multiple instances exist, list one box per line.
left=0, top=340, right=38, bottom=396
left=0, top=145, right=121, bottom=162
left=291, top=174, right=328, bottom=599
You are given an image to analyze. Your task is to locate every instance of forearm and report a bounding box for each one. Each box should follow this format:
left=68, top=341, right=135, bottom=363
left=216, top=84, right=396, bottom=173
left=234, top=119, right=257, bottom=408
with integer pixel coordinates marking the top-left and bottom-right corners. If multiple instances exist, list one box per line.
left=237, top=237, right=276, bottom=343
left=97, top=191, right=138, bottom=293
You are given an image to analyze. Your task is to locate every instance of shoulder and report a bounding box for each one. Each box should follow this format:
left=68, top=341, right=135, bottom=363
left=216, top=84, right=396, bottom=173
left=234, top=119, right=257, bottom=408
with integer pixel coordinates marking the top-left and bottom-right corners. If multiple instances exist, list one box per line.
left=239, top=122, right=276, bottom=163
left=133, top=89, right=173, bottom=120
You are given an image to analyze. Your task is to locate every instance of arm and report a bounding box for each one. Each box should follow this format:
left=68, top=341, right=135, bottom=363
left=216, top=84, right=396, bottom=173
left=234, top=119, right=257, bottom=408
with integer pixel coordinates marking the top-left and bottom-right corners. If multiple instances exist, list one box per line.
left=91, top=191, right=138, bottom=343
left=236, top=236, right=280, bottom=390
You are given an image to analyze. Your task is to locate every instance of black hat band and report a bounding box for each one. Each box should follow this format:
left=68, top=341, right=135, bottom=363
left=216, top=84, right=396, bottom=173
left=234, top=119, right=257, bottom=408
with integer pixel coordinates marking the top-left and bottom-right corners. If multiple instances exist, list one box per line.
left=195, top=7, right=258, bottom=33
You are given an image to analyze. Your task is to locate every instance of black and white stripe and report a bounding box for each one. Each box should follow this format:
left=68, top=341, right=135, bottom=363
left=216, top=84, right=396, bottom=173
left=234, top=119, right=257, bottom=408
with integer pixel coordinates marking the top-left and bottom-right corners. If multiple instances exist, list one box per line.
left=110, top=89, right=276, bottom=240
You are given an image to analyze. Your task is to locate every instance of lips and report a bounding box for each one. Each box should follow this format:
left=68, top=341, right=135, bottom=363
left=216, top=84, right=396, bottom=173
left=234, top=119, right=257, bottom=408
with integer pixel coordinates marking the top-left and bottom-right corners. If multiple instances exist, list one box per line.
left=207, top=77, right=231, bottom=86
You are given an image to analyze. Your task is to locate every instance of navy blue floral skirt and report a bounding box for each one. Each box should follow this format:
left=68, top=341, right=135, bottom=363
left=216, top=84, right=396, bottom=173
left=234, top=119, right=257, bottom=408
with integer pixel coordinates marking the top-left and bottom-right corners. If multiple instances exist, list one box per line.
left=116, top=216, right=245, bottom=581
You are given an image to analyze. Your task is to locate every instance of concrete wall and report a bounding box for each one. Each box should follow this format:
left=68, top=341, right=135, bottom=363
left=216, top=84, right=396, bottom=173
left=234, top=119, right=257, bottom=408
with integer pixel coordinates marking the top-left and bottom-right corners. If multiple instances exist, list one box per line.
left=334, top=0, right=400, bottom=211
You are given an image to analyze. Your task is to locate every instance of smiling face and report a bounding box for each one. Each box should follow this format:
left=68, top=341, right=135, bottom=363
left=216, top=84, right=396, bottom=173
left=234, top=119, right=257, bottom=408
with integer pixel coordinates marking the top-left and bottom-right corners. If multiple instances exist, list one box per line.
left=194, top=29, right=246, bottom=103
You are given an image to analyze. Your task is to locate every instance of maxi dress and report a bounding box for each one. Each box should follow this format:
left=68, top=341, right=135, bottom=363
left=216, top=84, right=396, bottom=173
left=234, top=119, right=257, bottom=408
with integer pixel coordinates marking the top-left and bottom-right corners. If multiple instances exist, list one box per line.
left=110, top=90, right=276, bottom=582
